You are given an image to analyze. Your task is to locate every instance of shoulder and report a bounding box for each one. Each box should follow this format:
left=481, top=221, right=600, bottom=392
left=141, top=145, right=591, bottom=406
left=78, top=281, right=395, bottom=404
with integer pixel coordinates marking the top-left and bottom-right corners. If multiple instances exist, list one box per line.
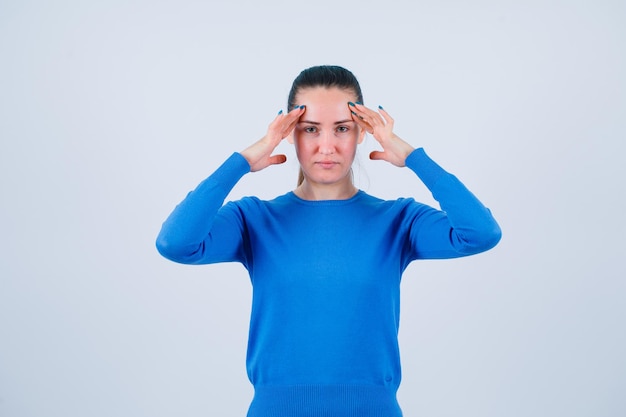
left=357, top=191, right=431, bottom=215
left=223, top=192, right=293, bottom=212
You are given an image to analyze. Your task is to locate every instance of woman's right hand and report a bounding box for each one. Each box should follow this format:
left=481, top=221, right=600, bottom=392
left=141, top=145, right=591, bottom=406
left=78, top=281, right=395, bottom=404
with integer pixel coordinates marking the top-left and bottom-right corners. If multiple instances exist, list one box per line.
left=240, top=106, right=305, bottom=172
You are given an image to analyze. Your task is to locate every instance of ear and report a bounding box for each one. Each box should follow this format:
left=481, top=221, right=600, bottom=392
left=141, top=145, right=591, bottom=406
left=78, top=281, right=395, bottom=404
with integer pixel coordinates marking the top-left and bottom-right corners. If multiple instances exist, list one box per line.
left=357, top=126, right=366, bottom=144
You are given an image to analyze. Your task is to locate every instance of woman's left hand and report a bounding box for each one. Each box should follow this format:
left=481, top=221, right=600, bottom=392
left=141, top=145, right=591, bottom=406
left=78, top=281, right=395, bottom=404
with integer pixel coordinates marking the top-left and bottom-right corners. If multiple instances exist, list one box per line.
left=350, top=103, right=415, bottom=167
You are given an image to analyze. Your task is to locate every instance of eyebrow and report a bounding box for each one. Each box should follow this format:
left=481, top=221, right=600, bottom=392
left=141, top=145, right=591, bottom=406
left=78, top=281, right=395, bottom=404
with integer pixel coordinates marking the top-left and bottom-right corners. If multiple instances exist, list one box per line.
left=298, top=119, right=354, bottom=125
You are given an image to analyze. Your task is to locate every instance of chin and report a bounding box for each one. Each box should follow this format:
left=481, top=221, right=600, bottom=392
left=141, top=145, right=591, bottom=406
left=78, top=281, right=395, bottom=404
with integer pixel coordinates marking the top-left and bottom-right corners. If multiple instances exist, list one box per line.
left=309, top=173, right=351, bottom=185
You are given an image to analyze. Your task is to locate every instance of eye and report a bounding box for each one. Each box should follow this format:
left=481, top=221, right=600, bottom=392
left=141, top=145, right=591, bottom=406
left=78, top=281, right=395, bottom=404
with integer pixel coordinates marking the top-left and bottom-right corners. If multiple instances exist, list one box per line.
left=336, top=126, right=349, bottom=133
left=304, top=126, right=317, bottom=134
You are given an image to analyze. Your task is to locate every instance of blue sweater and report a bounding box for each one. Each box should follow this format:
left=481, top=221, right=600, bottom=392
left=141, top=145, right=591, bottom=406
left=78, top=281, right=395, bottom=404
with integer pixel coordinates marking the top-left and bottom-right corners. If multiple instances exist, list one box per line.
left=156, top=148, right=501, bottom=417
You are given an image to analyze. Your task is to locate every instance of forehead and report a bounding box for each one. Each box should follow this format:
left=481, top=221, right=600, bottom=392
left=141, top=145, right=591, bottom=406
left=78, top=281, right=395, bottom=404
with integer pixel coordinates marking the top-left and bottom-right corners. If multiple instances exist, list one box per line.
left=295, top=87, right=356, bottom=120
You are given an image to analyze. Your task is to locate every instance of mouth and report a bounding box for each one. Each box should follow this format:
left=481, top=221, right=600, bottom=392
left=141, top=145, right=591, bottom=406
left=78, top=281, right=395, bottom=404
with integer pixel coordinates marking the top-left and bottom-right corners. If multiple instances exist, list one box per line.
left=315, top=161, right=339, bottom=169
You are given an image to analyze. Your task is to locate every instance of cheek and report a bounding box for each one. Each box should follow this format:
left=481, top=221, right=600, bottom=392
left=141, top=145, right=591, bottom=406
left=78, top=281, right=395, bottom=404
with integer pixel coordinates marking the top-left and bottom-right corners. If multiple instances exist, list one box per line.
left=340, top=134, right=360, bottom=151
left=293, top=137, right=314, bottom=155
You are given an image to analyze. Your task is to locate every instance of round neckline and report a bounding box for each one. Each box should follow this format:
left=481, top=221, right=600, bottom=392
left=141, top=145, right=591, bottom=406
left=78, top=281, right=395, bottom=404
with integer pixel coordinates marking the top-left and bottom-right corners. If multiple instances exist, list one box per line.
left=287, top=189, right=365, bottom=205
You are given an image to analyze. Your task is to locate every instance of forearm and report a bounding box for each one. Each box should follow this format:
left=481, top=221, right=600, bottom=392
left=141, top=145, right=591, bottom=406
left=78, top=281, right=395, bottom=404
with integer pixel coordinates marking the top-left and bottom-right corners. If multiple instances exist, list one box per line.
left=406, top=148, right=502, bottom=254
left=155, top=153, right=250, bottom=262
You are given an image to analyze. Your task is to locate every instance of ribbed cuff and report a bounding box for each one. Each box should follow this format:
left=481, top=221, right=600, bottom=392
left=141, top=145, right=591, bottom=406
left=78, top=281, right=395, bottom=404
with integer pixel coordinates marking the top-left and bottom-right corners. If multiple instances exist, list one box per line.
left=208, top=152, right=250, bottom=186
left=404, top=147, right=450, bottom=190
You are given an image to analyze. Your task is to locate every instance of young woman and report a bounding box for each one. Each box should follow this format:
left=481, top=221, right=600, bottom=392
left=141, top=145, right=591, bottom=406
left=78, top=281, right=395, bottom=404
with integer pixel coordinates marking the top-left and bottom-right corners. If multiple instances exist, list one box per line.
left=156, top=65, right=501, bottom=417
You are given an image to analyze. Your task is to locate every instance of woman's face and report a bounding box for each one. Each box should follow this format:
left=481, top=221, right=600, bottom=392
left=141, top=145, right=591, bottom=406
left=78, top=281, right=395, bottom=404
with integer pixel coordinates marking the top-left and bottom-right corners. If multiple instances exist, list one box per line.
left=289, top=87, right=365, bottom=187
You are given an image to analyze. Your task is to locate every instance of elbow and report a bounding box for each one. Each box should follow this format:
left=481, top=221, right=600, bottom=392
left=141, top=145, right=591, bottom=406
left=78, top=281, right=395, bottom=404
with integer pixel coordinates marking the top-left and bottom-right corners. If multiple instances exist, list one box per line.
left=455, top=221, right=502, bottom=256
left=472, top=220, right=502, bottom=254
left=155, top=233, right=175, bottom=261
left=155, top=232, right=186, bottom=262
left=155, top=232, right=204, bottom=264
left=482, top=222, right=502, bottom=251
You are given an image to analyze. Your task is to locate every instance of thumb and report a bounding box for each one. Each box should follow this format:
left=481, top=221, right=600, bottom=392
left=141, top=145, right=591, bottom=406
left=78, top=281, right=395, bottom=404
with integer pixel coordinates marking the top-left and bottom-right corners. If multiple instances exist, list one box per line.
left=369, top=150, right=386, bottom=161
left=268, top=154, right=287, bottom=166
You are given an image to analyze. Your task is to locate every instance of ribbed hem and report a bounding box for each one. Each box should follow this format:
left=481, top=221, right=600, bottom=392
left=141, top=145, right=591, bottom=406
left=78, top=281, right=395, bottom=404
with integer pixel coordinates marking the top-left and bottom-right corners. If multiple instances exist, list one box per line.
left=247, top=385, right=402, bottom=417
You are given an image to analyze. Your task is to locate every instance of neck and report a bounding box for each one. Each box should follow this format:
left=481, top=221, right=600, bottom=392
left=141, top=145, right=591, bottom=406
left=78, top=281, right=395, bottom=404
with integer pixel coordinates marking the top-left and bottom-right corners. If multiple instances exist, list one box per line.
left=294, top=179, right=358, bottom=201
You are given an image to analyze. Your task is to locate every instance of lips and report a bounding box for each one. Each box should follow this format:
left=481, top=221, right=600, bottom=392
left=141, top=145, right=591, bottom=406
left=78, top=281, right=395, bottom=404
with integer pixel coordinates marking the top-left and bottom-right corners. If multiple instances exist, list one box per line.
left=315, top=161, right=339, bottom=169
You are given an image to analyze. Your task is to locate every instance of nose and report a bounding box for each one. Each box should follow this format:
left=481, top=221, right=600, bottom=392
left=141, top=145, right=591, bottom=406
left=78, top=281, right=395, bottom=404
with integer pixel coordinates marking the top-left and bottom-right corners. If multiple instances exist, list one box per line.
left=318, top=132, right=335, bottom=155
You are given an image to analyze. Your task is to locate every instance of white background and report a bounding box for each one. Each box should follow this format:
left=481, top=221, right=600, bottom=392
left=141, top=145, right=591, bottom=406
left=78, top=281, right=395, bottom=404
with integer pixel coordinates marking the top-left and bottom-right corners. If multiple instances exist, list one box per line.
left=1, top=1, right=625, bottom=416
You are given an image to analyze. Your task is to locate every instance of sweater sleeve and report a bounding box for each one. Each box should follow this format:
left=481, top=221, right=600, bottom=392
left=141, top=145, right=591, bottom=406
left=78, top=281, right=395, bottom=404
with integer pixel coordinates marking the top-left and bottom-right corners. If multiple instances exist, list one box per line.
left=403, top=148, right=502, bottom=259
left=155, top=152, right=252, bottom=265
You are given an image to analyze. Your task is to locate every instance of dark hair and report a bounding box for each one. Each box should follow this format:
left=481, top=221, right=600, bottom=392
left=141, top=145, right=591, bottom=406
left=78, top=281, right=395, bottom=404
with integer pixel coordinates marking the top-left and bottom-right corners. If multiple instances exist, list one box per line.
left=288, top=66, right=364, bottom=186
left=287, top=65, right=364, bottom=111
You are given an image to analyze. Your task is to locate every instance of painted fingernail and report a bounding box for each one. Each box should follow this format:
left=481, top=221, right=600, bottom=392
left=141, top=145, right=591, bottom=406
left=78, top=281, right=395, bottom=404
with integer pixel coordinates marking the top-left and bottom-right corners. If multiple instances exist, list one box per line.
left=351, top=110, right=357, bottom=115
left=356, top=101, right=363, bottom=105
left=300, top=105, right=306, bottom=109
left=278, top=109, right=283, bottom=115
left=378, top=105, right=384, bottom=110
left=348, top=102, right=356, bottom=107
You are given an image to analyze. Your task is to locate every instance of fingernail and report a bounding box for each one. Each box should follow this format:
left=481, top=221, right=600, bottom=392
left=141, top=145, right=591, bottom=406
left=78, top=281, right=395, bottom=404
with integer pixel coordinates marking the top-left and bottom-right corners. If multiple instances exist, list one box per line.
left=351, top=111, right=357, bottom=116
left=378, top=105, right=384, bottom=110
left=356, top=101, right=363, bottom=105
left=300, top=105, right=306, bottom=109
left=348, top=102, right=355, bottom=107
left=278, top=109, right=283, bottom=115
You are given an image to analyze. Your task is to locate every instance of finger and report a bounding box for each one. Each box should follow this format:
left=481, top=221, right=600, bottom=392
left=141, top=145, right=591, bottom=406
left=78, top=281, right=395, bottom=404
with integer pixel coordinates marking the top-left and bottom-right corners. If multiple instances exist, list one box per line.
left=353, top=103, right=377, bottom=115
left=377, top=106, right=394, bottom=126
left=350, top=102, right=373, bottom=118
left=348, top=103, right=372, bottom=126
left=282, top=112, right=304, bottom=136
left=268, top=154, right=287, bottom=165
left=369, top=150, right=386, bottom=161
left=350, top=110, right=373, bottom=134
left=269, top=110, right=287, bottom=129
left=286, top=106, right=305, bottom=123
left=278, top=105, right=304, bottom=122
left=283, top=105, right=305, bottom=126
left=268, top=110, right=285, bottom=128
left=288, top=104, right=306, bottom=115
left=353, top=103, right=385, bottom=127
left=269, top=106, right=304, bottom=139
